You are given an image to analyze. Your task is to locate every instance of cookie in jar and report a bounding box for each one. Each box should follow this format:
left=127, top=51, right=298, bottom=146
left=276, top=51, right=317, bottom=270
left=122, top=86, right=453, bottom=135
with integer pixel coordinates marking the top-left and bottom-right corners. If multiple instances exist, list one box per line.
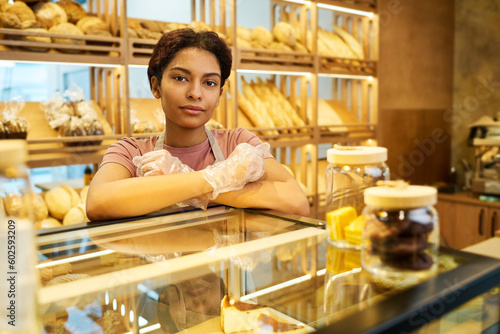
left=361, top=181, right=439, bottom=278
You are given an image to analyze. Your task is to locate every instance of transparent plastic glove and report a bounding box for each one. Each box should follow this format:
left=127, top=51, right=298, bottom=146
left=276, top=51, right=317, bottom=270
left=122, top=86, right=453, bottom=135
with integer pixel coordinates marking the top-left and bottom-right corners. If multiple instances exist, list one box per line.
left=133, top=150, right=209, bottom=209
left=200, top=142, right=270, bottom=200
left=133, top=149, right=193, bottom=177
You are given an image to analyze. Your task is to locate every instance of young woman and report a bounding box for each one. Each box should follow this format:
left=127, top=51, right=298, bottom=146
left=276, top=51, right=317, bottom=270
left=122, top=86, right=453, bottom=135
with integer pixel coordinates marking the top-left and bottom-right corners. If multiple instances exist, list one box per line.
left=86, top=28, right=310, bottom=220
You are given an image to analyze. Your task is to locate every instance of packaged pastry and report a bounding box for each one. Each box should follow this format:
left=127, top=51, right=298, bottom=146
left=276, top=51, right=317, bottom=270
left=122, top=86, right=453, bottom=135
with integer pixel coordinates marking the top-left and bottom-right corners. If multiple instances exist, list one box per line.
left=5, top=193, right=27, bottom=218
left=1, top=97, right=29, bottom=139
left=55, top=0, right=86, bottom=25
left=132, top=120, right=157, bottom=134
left=32, top=1, right=68, bottom=29
left=49, top=22, right=85, bottom=53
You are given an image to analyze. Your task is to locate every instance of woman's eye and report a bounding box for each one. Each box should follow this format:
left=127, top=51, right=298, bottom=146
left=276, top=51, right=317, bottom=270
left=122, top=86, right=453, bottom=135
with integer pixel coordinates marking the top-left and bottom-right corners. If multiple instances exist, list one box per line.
left=174, top=76, right=186, bottom=82
left=206, top=81, right=218, bottom=87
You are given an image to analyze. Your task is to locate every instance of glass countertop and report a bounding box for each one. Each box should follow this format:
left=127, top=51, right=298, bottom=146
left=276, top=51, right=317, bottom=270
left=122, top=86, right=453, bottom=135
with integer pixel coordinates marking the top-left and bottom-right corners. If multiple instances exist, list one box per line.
left=36, top=206, right=500, bottom=334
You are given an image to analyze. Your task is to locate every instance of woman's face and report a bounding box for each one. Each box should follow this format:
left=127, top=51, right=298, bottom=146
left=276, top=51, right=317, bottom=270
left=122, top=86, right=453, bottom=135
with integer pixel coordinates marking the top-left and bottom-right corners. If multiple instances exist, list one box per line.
left=151, top=47, right=223, bottom=131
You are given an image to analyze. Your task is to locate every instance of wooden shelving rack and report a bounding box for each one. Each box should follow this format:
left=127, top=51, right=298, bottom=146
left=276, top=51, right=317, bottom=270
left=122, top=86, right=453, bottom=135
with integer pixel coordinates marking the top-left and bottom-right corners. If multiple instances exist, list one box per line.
left=0, top=0, right=378, bottom=218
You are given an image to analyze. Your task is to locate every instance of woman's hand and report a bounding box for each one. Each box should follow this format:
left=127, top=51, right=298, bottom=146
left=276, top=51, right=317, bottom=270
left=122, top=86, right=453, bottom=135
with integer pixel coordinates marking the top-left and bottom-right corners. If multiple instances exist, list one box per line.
left=133, top=149, right=193, bottom=176
left=200, top=143, right=270, bottom=199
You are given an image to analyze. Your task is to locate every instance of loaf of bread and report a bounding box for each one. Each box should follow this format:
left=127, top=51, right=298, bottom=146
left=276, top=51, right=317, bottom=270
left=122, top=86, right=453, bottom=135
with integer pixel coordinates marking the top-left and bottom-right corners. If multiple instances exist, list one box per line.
left=189, top=20, right=211, bottom=32
left=250, top=26, right=273, bottom=48
left=48, top=22, right=85, bottom=53
left=273, top=21, right=296, bottom=47
left=4, top=1, right=36, bottom=23
left=55, top=0, right=86, bottom=25
left=32, top=1, right=68, bottom=29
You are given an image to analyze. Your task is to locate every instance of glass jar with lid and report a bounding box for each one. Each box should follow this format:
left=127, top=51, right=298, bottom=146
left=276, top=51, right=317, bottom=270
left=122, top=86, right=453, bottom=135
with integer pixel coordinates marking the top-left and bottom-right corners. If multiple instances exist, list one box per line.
left=361, top=181, right=439, bottom=278
left=325, top=145, right=390, bottom=250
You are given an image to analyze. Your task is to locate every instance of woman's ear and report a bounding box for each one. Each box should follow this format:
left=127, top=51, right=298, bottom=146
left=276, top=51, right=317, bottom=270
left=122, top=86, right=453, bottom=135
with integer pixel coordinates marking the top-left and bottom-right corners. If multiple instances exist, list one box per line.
left=151, top=76, right=161, bottom=99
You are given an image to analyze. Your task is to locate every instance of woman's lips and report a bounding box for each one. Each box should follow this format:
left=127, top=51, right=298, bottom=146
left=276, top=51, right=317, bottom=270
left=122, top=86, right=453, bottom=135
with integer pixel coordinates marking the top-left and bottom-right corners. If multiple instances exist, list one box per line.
left=181, top=105, right=204, bottom=115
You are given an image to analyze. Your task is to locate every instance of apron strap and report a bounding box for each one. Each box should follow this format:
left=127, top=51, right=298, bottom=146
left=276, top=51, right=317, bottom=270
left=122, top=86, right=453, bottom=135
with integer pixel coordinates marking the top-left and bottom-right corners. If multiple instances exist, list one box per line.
left=154, top=127, right=225, bottom=163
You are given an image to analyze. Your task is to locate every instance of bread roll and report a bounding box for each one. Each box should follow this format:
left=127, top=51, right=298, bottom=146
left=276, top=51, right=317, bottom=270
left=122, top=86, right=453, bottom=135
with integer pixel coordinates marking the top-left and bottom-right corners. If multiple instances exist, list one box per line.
left=0, top=12, right=22, bottom=31
left=44, top=186, right=76, bottom=220
left=35, top=217, right=62, bottom=230
left=76, top=16, right=109, bottom=34
left=63, top=204, right=87, bottom=225
left=55, top=0, right=86, bottom=25
left=60, top=185, right=80, bottom=207
left=4, top=1, right=36, bottom=23
left=33, top=1, right=67, bottom=29
left=48, top=22, right=85, bottom=53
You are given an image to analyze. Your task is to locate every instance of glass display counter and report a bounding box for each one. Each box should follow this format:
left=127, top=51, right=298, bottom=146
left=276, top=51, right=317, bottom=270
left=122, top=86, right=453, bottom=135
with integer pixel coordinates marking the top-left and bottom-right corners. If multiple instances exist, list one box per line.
left=36, top=206, right=500, bottom=334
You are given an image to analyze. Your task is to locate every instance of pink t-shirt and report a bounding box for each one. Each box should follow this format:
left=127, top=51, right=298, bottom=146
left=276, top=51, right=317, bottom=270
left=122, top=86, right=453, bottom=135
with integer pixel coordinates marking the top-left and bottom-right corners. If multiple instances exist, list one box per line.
left=101, top=127, right=273, bottom=177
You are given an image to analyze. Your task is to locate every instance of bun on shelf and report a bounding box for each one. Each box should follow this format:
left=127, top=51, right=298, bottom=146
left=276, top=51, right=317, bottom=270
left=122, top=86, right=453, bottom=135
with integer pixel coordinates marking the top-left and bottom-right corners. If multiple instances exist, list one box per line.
left=36, top=217, right=62, bottom=230
left=32, top=1, right=68, bottom=29
left=4, top=1, right=36, bottom=23
left=76, top=16, right=109, bottom=34
left=44, top=185, right=80, bottom=220
left=55, top=0, right=86, bottom=25
left=48, top=22, right=85, bottom=53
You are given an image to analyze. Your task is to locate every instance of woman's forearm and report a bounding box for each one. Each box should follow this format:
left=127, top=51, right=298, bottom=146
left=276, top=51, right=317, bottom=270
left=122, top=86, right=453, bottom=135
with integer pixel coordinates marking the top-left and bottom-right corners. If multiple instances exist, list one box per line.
left=213, top=179, right=310, bottom=217
left=87, top=172, right=212, bottom=220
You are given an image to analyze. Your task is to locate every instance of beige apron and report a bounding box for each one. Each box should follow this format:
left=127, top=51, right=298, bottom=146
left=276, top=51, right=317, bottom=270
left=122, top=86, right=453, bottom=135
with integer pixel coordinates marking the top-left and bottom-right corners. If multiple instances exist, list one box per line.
left=154, top=127, right=225, bottom=164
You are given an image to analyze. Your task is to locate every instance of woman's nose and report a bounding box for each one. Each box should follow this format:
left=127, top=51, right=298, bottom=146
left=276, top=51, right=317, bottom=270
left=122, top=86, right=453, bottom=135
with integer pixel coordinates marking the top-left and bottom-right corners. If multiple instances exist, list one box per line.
left=187, top=82, right=202, bottom=100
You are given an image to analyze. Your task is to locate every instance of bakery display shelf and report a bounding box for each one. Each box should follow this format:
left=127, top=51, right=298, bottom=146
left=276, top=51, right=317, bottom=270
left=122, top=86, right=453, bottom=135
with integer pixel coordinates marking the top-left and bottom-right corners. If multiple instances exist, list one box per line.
left=127, top=37, right=157, bottom=66
left=318, top=57, right=377, bottom=76
left=236, top=48, right=315, bottom=73
left=313, top=0, right=378, bottom=12
left=318, top=123, right=375, bottom=140
left=0, top=29, right=126, bottom=65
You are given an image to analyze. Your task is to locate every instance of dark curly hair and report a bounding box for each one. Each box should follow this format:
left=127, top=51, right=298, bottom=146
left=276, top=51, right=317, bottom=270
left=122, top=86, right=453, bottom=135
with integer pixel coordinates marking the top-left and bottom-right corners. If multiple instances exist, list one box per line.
left=147, top=28, right=232, bottom=90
